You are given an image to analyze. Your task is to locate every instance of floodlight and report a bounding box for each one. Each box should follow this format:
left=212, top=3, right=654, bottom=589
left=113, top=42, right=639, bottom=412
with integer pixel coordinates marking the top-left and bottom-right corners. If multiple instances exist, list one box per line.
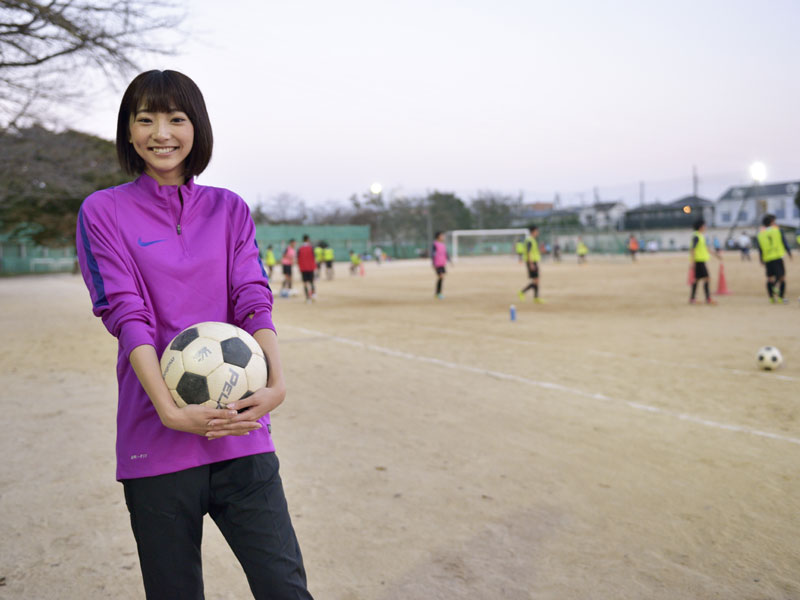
left=749, top=161, right=767, bottom=184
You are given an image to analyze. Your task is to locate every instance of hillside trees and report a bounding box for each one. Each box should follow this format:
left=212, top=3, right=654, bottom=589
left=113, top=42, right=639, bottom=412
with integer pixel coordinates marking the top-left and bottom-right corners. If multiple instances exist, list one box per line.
left=0, top=125, right=128, bottom=244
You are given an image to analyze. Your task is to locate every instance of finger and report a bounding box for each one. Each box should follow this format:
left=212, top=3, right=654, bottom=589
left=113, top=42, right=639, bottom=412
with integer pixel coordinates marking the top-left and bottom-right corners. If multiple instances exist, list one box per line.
left=225, top=396, right=259, bottom=412
left=206, top=424, right=261, bottom=439
left=209, top=420, right=262, bottom=434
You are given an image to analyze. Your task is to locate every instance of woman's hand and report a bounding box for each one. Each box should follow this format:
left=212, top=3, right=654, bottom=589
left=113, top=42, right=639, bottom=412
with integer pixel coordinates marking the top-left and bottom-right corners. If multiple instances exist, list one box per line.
left=160, top=403, right=261, bottom=438
left=206, top=383, right=286, bottom=440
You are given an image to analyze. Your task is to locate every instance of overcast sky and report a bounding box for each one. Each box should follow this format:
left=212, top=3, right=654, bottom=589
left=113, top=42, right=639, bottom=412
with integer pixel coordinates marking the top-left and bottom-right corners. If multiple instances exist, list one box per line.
left=75, top=0, right=800, bottom=208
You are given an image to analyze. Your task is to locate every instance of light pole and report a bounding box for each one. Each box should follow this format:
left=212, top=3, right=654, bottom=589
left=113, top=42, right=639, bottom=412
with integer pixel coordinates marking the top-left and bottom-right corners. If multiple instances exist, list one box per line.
left=726, top=162, right=766, bottom=244
left=370, top=182, right=382, bottom=256
left=749, top=161, right=767, bottom=224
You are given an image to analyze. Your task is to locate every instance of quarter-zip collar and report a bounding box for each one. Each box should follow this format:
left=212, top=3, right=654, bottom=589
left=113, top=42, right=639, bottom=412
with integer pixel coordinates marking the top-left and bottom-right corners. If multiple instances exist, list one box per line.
left=133, top=172, right=196, bottom=207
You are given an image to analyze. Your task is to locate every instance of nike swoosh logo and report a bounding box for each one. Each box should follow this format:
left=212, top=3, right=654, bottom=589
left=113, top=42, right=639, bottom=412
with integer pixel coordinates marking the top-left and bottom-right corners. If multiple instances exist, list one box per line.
left=137, top=237, right=167, bottom=247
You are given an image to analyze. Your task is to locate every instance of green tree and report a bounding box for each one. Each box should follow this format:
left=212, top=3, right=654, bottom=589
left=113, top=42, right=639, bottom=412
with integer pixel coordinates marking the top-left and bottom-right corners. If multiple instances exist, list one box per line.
left=0, top=125, right=129, bottom=245
left=470, top=191, right=521, bottom=229
left=427, top=191, right=471, bottom=233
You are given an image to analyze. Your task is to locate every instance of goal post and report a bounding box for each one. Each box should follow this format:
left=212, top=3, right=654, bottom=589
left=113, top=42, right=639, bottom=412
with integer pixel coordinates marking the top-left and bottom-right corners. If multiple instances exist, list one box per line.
left=449, top=228, right=528, bottom=262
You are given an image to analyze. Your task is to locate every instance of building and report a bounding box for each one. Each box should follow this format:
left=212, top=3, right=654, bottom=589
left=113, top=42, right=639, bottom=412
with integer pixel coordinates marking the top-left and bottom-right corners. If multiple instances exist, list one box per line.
left=578, top=201, right=626, bottom=230
left=623, top=196, right=714, bottom=231
left=714, top=180, right=800, bottom=230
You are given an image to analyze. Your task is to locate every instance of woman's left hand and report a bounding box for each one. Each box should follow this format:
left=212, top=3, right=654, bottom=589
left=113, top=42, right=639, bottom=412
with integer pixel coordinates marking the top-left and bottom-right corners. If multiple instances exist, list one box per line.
left=205, top=384, right=286, bottom=439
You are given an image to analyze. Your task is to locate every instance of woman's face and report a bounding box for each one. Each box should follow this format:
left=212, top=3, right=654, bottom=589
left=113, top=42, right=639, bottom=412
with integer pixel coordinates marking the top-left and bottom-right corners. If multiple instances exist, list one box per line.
left=129, top=108, right=194, bottom=186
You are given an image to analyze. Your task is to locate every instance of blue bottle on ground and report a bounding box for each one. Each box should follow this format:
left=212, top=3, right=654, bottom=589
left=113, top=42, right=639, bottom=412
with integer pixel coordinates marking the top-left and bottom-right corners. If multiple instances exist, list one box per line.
left=510, top=304, right=516, bottom=321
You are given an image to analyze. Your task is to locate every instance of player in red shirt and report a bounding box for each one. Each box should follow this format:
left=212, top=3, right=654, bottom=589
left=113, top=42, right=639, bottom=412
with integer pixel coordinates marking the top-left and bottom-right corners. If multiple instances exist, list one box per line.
left=297, top=234, right=317, bottom=302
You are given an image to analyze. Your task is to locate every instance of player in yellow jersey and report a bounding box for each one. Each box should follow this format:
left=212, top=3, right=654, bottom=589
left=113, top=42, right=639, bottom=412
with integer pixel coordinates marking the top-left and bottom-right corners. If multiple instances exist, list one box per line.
left=689, top=219, right=718, bottom=304
left=757, top=214, right=792, bottom=303
left=323, top=244, right=335, bottom=279
left=349, top=250, right=361, bottom=275
left=264, top=244, right=276, bottom=279
left=314, top=242, right=324, bottom=280
left=576, top=237, right=589, bottom=264
left=518, top=224, right=544, bottom=303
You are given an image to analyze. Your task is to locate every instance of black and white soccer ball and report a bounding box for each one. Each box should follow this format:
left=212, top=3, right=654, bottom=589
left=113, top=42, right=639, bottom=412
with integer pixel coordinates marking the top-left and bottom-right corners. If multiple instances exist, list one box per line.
left=756, top=346, right=783, bottom=371
left=160, top=322, right=268, bottom=408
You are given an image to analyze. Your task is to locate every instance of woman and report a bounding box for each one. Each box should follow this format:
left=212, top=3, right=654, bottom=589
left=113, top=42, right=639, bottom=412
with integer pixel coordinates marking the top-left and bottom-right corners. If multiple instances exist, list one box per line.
left=76, top=70, right=313, bottom=599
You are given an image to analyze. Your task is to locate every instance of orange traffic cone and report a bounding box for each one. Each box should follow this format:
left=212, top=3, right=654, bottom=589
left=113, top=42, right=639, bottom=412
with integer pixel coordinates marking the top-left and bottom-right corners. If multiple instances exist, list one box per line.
left=687, top=264, right=695, bottom=286
left=359, top=263, right=365, bottom=276
left=716, top=263, right=730, bottom=295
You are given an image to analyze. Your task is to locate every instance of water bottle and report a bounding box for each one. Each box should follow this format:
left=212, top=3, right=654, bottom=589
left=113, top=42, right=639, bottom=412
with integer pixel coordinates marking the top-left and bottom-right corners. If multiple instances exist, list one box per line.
left=510, top=304, right=516, bottom=321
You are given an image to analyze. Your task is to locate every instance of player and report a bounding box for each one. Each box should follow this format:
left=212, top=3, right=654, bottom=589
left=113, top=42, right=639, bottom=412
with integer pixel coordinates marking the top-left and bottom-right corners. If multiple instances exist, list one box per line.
left=323, top=243, right=335, bottom=279
left=737, top=231, right=752, bottom=261
left=576, top=237, right=588, bottom=264
left=314, top=242, right=324, bottom=279
left=431, top=231, right=450, bottom=299
left=297, top=234, right=317, bottom=302
left=374, top=246, right=383, bottom=265
left=689, top=218, right=717, bottom=304
left=349, top=250, right=361, bottom=275
left=518, top=224, right=544, bottom=303
left=757, top=214, right=792, bottom=303
left=628, top=234, right=639, bottom=261
left=264, top=244, right=277, bottom=278
left=280, top=238, right=296, bottom=297
left=75, top=70, right=312, bottom=599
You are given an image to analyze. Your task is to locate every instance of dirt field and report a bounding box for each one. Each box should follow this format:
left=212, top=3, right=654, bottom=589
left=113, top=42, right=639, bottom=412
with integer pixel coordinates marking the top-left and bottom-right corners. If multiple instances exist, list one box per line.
left=1, top=251, right=799, bottom=599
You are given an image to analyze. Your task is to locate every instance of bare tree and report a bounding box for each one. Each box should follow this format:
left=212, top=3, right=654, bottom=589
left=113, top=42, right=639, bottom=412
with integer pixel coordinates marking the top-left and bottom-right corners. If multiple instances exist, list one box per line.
left=0, top=0, right=184, bottom=131
left=252, top=192, right=308, bottom=225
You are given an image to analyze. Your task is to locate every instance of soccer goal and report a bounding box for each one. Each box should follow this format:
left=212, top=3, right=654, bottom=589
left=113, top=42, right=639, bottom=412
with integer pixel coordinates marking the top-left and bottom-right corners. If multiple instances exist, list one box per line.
left=449, top=228, right=528, bottom=262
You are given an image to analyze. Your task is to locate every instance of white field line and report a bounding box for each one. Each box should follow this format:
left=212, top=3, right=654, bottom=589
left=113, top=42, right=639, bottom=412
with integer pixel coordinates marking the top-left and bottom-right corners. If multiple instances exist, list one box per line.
left=285, top=325, right=800, bottom=447
left=415, top=324, right=798, bottom=383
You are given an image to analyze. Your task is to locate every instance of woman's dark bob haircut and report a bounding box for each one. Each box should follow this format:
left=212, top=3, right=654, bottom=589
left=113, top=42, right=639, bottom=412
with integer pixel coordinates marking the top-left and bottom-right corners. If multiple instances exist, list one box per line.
left=116, top=70, right=213, bottom=179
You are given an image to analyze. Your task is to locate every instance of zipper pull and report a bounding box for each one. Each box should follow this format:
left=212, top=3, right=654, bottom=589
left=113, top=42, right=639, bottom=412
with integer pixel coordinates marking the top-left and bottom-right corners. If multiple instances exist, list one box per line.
left=177, top=224, right=182, bottom=235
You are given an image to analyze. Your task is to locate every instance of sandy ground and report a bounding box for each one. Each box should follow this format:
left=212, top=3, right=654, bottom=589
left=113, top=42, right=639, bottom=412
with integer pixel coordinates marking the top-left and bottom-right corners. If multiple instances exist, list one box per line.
left=1, top=251, right=799, bottom=599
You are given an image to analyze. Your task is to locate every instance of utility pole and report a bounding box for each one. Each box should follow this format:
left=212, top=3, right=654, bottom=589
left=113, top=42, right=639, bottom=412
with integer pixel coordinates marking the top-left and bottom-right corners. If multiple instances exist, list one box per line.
left=639, top=181, right=645, bottom=206
left=692, top=165, right=699, bottom=197
left=593, top=186, right=600, bottom=204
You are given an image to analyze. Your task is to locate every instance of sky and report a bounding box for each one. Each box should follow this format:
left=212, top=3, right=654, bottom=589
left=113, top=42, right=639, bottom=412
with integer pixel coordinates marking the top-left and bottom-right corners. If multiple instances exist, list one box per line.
left=73, top=0, right=800, bottom=209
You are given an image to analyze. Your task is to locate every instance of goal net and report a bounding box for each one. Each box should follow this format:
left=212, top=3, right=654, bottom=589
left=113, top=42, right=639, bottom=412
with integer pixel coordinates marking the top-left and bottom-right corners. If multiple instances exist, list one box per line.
left=449, top=228, right=528, bottom=262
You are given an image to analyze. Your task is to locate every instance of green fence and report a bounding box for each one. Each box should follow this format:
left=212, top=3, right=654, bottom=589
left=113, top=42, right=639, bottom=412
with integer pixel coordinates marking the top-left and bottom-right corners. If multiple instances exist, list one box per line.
left=255, top=224, right=371, bottom=262
left=1, top=239, right=77, bottom=274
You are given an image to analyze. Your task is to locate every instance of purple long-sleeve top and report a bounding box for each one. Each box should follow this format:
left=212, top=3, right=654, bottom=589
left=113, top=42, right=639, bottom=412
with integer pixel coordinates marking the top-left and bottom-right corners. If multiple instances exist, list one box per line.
left=76, top=173, right=276, bottom=480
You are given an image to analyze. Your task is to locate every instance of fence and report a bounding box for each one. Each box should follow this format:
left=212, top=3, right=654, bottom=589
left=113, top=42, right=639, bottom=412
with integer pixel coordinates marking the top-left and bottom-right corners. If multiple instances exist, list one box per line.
left=1, top=240, right=77, bottom=274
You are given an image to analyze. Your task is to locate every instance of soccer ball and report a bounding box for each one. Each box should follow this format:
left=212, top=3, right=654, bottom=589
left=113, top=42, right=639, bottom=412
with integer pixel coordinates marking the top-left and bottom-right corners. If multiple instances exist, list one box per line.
left=756, top=346, right=783, bottom=371
left=160, top=322, right=268, bottom=408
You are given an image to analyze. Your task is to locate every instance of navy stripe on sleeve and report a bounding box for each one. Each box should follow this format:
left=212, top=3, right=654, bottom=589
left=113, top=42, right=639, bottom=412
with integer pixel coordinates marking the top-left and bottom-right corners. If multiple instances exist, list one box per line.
left=78, top=208, right=109, bottom=308
left=254, top=240, right=268, bottom=279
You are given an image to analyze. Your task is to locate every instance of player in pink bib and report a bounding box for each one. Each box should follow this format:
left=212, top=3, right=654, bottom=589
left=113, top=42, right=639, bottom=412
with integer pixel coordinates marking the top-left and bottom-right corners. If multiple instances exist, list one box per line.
left=432, top=231, right=450, bottom=299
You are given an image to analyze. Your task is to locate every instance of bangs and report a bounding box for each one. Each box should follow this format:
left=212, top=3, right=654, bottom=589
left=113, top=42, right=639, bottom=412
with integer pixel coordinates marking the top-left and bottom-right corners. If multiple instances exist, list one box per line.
left=127, top=71, right=192, bottom=116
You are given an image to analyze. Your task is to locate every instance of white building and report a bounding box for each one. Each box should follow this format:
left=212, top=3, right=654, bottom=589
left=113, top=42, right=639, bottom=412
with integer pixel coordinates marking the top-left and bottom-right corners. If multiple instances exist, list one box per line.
left=578, top=201, right=627, bottom=230
left=715, top=180, right=800, bottom=230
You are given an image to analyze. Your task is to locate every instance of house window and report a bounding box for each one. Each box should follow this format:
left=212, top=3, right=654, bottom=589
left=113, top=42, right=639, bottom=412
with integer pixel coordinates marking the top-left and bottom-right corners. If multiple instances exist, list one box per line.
left=775, top=207, right=785, bottom=218
left=738, top=211, right=748, bottom=221
left=720, top=212, right=731, bottom=223
left=794, top=205, right=800, bottom=218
